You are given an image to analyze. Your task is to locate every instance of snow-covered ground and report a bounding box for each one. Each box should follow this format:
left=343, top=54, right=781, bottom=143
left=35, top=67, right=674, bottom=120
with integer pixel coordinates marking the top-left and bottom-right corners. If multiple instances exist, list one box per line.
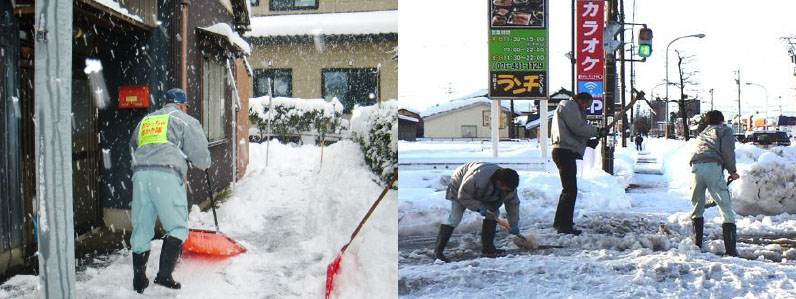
left=1, top=140, right=397, bottom=299
left=398, top=137, right=796, bottom=298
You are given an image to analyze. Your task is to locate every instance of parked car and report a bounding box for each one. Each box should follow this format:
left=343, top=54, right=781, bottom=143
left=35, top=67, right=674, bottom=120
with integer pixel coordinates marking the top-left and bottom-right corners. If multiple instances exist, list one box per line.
left=733, top=133, right=746, bottom=143
left=748, top=131, right=791, bottom=148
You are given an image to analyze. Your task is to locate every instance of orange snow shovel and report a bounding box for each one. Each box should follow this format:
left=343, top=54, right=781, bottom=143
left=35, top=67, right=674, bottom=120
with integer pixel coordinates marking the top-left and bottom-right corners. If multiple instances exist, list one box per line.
left=325, top=172, right=398, bottom=299
left=183, top=169, right=246, bottom=256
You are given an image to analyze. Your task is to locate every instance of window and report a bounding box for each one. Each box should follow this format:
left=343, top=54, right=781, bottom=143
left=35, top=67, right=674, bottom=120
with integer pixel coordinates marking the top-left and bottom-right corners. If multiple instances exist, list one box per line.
left=250, top=0, right=259, bottom=6
left=462, top=126, right=477, bottom=138
left=322, top=68, right=378, bottom=113
left=253, top=69, right=292, bottom=98
left=270, top=0, right=318, bottom=11
left=203, top=57, right=227, bottom=141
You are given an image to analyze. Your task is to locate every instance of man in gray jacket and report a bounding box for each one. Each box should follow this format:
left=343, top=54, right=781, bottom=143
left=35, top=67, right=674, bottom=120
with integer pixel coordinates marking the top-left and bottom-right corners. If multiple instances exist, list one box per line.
left=129, top=88, right=211, bottom=293
left=551, top=92, right=607, bottom=235
left=433, top=162, right=520, bottom=262
left=689, top=110, right=739, bottom=256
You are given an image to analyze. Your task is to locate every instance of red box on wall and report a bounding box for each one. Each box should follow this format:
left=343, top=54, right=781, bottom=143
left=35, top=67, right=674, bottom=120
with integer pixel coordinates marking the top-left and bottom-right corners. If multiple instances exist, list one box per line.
left=118, top=84, right=150, bottom=108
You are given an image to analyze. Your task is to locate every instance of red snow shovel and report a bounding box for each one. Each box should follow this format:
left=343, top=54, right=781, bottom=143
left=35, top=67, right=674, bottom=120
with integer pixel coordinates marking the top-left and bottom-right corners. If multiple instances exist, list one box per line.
left=183, top=169, right=246, bottom=256
left=325, top=172, right=398, bottom=299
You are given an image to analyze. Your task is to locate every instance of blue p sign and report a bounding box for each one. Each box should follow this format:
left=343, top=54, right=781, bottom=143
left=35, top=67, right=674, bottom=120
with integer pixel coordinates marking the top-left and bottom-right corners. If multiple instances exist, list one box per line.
left=578, top=80, right=603, bottom=115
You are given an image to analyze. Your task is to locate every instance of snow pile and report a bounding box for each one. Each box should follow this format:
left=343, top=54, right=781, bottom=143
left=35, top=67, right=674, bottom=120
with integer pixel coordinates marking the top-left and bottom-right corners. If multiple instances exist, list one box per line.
left=246, top=10, right=398, bottom=38
left=732, top=145, right=796, bottom=215
left=351, top=100, right=398, bottom=182
left=198, top=23, right=252, bottom=55
left=398, top=168, right=632, bottom=236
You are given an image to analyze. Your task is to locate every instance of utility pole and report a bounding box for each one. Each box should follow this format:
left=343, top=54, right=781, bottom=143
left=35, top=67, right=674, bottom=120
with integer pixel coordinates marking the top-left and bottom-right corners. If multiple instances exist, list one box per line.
left=735, top=70, right=742, bottom=132
left=709, top=88, right=714, bottom=110
left=35, top=0, right=76, bottom=297
left=602, top=0, right=618, bottom=174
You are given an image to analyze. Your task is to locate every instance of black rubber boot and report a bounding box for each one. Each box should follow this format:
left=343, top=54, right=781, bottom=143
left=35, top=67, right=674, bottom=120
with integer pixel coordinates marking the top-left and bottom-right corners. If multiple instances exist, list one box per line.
left=692, top=217, right=704, bottom=249
left=132, top=251, right=150, bottom=294
left=722, top=223, right=739, bottom=257
left=481, top=219, right=505, bottom=257
left=433, top=224, right=455, bottom=263
left=154, top=236, right=183, bottom=289
left=556, top=227, right=582, bottom=235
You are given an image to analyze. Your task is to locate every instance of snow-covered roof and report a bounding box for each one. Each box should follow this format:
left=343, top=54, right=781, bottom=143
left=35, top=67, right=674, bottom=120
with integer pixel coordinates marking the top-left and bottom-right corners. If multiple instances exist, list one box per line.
left=525, top=110, right=555, bottom=129
left=198, top=23, right=252, bottom=55
left=92, top=0, right=144, bottom=23
left=245, top=10, right=398, bottom=38
left=421, top=96, right=514, bottom=119
left=398, top=114, right=419, bottom=123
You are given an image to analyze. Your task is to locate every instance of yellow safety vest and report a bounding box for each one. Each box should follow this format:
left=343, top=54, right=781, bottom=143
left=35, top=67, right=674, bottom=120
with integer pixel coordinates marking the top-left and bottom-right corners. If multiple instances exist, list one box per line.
left=137, top=114, right=170, bottom=148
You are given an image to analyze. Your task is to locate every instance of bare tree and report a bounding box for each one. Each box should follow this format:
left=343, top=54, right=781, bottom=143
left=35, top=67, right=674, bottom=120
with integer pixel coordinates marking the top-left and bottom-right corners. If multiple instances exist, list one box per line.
left=674, top=50, right=700, bottom=140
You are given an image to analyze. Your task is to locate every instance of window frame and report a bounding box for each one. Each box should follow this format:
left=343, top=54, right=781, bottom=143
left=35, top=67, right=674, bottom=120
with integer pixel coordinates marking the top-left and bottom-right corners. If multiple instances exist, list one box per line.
left=269, top=0, right=318, bottom=11
left=462, top=125, right=478, bottom=138
left=202, top=56, right=228, bottom=142
left=321, top=67, right=378, bottom=114
left=253, top=68, right=293, bottom=98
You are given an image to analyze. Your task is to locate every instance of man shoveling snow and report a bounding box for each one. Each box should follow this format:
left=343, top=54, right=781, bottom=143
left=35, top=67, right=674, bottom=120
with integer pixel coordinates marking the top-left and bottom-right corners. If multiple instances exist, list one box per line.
left=433, top=162, right=522, bottom=262
left=129, top=88, right=211, bottom=293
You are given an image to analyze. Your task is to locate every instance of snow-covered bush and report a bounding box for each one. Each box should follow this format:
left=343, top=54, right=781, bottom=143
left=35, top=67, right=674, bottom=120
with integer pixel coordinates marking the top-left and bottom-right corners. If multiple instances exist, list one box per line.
left=350, top=100, right=398, bottom=183
left=248, top=96, right=343, bottom=142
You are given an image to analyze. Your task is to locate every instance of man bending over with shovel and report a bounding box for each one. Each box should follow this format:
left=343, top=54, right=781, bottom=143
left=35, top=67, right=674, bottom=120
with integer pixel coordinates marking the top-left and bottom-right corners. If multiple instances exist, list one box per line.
left=433, top=162, right=520, bottom=262
left=129, top=88, right=211, bottom=293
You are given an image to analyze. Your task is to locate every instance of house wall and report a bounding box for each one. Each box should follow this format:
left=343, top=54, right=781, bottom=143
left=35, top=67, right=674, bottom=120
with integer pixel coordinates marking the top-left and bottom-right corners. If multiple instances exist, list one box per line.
left=250, top=0, right=397, bottom=16
left=423, top=104, right=510, bottom=139
left=247, top=36, right=398, bottom=102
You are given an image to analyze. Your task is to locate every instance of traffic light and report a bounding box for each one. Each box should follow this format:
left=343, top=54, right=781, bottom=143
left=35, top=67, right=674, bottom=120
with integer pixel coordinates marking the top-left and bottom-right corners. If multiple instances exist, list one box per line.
left=638, top=28, right=653, bottom=57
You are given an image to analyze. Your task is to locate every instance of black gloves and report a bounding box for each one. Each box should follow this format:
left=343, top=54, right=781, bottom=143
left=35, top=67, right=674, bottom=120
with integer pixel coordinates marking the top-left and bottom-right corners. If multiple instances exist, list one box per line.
left=586, top=138, right=599, bottom=149
left=597, top=127, right=609, bottom=138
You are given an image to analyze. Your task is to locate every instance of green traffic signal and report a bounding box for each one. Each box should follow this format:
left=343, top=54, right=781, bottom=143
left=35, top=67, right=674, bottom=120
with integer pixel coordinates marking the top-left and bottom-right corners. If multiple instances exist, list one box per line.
left=638, top=44, right=652, bottom=57
left=637, top=28, right=653, bottom=57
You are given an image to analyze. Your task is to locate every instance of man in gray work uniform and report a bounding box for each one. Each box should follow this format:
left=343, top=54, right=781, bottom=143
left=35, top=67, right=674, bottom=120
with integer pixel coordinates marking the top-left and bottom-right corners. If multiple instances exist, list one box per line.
left=689, top=110, right=740, bottom=256
left=433, top=162, right=520, bottom=262
left=129, top=88, right=211, bottom=293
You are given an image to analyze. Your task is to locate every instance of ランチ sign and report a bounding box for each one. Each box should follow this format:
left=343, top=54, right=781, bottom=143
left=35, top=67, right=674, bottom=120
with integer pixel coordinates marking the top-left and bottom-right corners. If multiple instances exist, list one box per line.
left=488, top=0, right=548, bottom=99
left=576, top=0, right=604, bottom=81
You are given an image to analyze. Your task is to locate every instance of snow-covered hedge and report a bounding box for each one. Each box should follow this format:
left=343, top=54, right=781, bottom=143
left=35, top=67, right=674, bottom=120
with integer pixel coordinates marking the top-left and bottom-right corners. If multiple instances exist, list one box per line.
left=350, top=100, right=398, bottom=183
left=248, top=96, right=343, bottom=141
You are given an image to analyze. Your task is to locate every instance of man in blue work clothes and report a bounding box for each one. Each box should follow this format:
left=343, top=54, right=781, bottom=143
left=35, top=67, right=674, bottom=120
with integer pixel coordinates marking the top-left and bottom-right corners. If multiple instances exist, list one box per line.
left=129, top=88, right=211, bottom=293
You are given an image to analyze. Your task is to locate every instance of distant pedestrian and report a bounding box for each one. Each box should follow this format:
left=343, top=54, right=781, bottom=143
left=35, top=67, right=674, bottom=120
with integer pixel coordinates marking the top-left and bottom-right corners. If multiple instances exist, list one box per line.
left=433, top=162, right=520, bottom=262
left=550, top=92, right=607, bottom=235
left=689, top=110, right=739, bottom=256
left=129, top=88, right=211, bottom=293
left=635, top=135, right=643, bottom=151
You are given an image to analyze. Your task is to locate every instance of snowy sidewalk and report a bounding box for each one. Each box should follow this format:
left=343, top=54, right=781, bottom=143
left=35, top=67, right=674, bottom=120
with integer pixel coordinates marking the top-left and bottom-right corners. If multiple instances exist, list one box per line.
left=398, top=138, right=796, bottom=298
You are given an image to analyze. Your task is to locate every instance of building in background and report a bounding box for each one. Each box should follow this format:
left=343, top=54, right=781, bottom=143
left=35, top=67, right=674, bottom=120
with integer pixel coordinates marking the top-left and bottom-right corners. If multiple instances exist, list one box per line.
left=421, top=91, right=516, bottom=139
left=245, top=0, right=397, bottom=115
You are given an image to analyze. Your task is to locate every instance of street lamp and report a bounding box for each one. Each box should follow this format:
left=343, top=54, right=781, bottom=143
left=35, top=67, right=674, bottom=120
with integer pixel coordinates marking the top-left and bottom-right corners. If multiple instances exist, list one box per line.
left=665, top=33, right=706, bottom=138
left=745, top=82, right=768, bottom=129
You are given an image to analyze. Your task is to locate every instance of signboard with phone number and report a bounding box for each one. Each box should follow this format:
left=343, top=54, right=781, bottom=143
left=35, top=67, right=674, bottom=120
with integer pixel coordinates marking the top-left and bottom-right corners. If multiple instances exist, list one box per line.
left=488, top=0, right=548, bottom=99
